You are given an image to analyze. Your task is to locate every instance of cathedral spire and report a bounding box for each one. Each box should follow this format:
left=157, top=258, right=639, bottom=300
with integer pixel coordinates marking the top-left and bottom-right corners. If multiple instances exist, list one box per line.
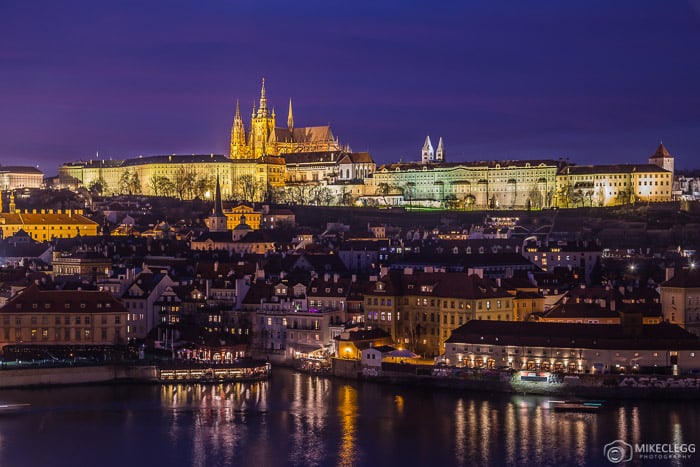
left=259, top=77, right=268, bottom=114
left=9, top=191, right=15, bottom=213
left=287, top=98, right=294, bottom=132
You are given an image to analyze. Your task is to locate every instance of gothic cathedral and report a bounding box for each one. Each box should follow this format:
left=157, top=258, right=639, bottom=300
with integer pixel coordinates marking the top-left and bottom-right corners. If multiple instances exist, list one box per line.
left=229, top=79, right=342, bottom=159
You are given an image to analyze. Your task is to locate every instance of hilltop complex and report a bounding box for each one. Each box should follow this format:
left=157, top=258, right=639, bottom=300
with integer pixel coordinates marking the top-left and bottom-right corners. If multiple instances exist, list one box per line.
left=53, top=79, right=673, bottom=209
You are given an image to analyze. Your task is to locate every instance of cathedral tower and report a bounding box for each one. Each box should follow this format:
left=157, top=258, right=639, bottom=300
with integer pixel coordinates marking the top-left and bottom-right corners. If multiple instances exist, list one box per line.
left=229, top=100, right=248, bottom=159
left=249, top=78, right=276, bottom=158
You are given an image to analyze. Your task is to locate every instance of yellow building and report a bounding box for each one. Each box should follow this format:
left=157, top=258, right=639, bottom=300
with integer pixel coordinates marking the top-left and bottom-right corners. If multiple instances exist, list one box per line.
left=555, top=163, right=672, bottom=207
left=225, top=203, right=261, bottom=230
left=0, top=284, right=128, bottom=348
left=0, top=192, right=98, bottom=241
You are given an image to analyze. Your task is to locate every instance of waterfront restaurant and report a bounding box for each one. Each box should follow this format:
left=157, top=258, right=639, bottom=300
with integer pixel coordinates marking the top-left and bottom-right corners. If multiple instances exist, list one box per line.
left=442, top=319, right=700, bottom=375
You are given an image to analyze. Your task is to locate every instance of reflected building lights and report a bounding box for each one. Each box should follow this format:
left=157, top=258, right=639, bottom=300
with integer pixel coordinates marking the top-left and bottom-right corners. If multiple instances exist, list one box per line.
left=454, top=399, right=466, bottom=466
left=337, top=385, right=358, bottom=467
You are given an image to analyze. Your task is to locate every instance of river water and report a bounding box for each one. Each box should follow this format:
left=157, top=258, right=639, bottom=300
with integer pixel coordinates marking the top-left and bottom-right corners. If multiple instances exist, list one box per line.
left=0, top=368, right=697, bottom=466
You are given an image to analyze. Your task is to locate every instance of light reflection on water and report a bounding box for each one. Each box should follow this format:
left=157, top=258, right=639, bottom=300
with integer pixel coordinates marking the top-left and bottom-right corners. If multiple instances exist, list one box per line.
left=0, top=370, right=699, bottom=467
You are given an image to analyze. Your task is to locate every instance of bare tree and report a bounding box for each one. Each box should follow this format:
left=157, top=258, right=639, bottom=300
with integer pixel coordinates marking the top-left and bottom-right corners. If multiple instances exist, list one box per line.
left=173, top=165, right=197, bottom=199
left=118, top=169, right=141, bottom=195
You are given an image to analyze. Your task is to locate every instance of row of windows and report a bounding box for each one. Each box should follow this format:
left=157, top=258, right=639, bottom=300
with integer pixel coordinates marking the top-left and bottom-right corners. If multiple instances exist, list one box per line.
left=2, top=327, right=119, bottom=341
left=3, top=315, right=118, bottom=325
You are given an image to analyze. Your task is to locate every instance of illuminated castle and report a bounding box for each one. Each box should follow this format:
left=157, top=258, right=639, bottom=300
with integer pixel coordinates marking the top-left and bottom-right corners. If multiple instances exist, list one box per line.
left=229, top=79, right=342, bottom=159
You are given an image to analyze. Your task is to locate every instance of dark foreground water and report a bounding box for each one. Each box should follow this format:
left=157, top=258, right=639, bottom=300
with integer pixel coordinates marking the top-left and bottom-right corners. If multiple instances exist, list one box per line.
left=0, top=368, right=698, bottom=467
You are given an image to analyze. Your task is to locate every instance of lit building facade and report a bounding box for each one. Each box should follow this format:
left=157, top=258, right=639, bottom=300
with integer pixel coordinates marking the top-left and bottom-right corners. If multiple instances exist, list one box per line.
left=370, top=160, right=560, bottom=209
left=0, top=193, right=98, bottom=241
left=443, top=320, right=700, bottom=374
left=229, top=79, right=341, bottom=159
left=0, top=166, right=44, bottom=190
left=660, top=268, right=700, bottom=338
left=0, top=284, right=128, bottom=348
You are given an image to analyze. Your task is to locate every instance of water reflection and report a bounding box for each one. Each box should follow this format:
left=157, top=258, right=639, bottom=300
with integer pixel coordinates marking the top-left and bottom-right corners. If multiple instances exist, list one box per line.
left=1, top=372, right=699, bottom=467
left=337, top=385, right=358, bottom=467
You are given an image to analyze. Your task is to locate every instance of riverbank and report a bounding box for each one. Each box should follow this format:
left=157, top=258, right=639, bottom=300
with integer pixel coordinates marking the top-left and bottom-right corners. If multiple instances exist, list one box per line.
left=0, top=360, right=271, bottom=388
left=331, top=358, right=700, bottom=399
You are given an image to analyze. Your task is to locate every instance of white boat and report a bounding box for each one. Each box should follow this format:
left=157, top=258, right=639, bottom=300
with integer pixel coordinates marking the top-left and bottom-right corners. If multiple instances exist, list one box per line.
left=0, top=403, right=30, bottom=414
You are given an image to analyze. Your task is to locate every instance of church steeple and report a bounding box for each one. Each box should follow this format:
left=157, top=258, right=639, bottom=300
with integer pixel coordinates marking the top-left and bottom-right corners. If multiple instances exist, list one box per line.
left=207, top=176, right=228, bottom=232
left=8, top=191, right=15, bottom=213
left=421, top=135, right=434, bottom=164
left=435, top=137, right=445, bottom=162
left=287, top=98, right=294, bottom=133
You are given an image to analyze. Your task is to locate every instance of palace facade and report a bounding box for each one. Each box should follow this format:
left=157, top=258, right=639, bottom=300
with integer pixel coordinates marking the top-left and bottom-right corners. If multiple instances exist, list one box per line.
left=0, top=165, right=44, bottom=190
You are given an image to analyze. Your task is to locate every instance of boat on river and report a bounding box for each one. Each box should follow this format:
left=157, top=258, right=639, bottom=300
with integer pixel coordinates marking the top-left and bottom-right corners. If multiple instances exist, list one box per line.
left=549, top=400, right=604, bottom=412
left=0, top=403, right=30, bottom=414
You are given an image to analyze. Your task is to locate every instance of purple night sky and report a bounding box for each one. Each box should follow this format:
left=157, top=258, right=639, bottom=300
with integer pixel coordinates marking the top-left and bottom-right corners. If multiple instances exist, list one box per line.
left=2, top=0, right=700, bottom=176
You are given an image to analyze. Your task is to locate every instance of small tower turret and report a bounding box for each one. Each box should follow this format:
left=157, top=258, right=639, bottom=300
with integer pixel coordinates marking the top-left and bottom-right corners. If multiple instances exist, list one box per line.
left=649, top=142, right=674, bottom=179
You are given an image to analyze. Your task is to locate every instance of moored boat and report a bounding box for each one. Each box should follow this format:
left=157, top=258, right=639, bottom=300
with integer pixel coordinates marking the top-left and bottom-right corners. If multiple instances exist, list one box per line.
left=0, top=403, right=30, bottom=414
left=549, top=400, right=604, bottom=412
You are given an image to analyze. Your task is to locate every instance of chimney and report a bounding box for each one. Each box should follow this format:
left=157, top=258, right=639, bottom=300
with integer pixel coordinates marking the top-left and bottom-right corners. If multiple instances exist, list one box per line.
left=665, top=267, right=675, bottom=282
